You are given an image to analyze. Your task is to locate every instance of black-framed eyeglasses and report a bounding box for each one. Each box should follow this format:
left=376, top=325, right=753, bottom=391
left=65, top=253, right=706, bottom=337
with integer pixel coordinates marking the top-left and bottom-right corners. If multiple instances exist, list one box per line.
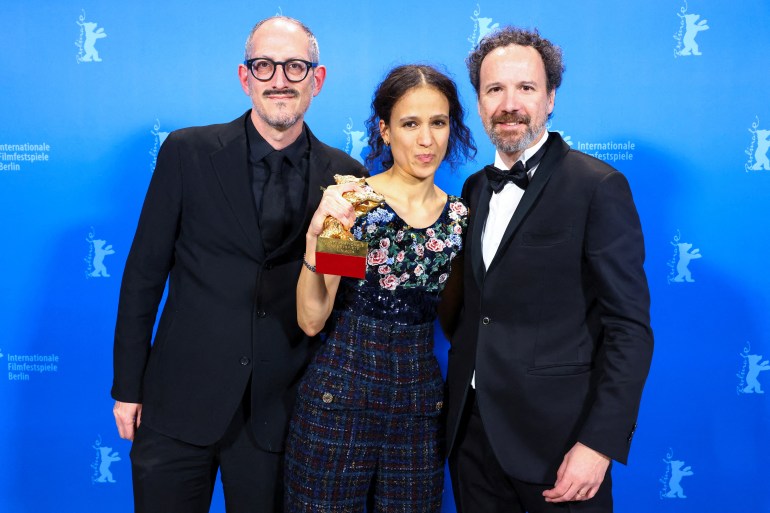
left=243, top=57, right=318, bottom=83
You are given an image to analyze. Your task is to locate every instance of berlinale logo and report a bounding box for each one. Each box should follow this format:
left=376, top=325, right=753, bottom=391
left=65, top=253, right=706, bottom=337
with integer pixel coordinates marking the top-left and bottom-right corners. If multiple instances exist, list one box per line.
left=745, top=116, right=770, bottom=172
left=343, top=118, right=367, bottom=164
left=673, top=1, right=709, bottom=58
left=85, top=227, right=115, bottom=279
left=659, top=448, right=694, bottom=499
left=467, top=4, right=499, bottom=49
left=667, top=230, right=702, bottom=284
left=75, top=10, right=107, bottom=63
left=737, top=341, right=770, bottom=394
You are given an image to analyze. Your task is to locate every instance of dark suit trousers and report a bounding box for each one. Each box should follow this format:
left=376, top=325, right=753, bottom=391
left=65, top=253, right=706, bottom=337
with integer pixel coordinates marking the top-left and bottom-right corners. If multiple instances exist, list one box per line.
left=130, top=386, right=282, bottom=513
left=449, top=388, right=613, bottom=513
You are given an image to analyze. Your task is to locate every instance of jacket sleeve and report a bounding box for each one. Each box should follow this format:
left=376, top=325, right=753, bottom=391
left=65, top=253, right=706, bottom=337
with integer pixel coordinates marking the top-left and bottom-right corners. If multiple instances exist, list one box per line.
left=577, top=170, right=654, bottom=464
left=111, top=132, right=183, bottom=403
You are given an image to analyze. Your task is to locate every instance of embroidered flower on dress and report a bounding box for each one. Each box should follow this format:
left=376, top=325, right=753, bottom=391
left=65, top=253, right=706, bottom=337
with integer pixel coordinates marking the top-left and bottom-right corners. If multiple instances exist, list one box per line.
left=425, top=238, right=445, bottom=252
left=367, top=248, right=388, bottom=266
left=379, top=274, right=399, bottom=290
left=351, top=195, right=468, bottom=294
left=449, top=201, right=467, bottom=216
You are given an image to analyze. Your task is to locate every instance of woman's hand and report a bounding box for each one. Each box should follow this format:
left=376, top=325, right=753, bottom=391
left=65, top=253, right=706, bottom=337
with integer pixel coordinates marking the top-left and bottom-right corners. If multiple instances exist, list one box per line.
left=307, top=182, right=363, bottom=238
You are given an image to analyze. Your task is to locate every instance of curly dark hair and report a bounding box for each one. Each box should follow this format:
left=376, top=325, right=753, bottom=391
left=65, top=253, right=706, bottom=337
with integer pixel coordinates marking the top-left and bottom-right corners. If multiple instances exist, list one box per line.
left=466, top=27, right=564, bottom=96
left=365, top=64, right=476, bottom=171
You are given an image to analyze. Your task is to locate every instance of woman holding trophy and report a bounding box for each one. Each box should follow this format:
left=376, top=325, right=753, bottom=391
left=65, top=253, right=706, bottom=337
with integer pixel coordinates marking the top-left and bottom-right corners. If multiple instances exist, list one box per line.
left=285, top=64, right=476, bottom=512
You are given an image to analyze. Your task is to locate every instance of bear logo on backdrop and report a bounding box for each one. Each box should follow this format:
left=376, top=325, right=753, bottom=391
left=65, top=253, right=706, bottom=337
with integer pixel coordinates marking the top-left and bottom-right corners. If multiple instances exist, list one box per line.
left=673, top=1, right=709, bottom=58
left=745, top=116, right=770, bottom=172
left=667, top=231, right=702, bottom=284
left=91, top=435, right=121, bottom=484
left=659, top=448, right=694, bottom=499
left=468, top=4, right=499, bottom=49
left=150, top=119, right=170, bottom=172
left=344, top=118, right=368, bottom=164
left=737, top=342, right=770, bottom=394
left=85, top=227, right=115, bottom=279
left=75, top=10, right=107, bottom=63
left=547, top=124, right=574, bottom=147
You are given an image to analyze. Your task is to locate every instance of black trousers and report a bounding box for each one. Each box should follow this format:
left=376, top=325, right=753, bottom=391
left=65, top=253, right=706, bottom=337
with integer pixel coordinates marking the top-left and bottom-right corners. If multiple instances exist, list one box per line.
left=448, top=388, right=613, bottom=513
left=130, top=388, right=282, bottom=513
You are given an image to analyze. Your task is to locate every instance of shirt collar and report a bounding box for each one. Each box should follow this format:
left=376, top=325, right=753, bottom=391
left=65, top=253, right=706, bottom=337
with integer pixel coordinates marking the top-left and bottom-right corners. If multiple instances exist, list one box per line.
left=246, top=114, right=309, bottom=166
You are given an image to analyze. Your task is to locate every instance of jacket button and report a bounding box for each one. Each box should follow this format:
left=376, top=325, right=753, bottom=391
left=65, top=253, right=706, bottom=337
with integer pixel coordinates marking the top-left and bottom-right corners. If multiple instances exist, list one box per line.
left=239, top=357, right=250, bottom=366
left=257, top=310, right=266, bottom=318
left=322, top=392, right=334, bottom=404
left=436, top=401, right=443, bottom=411
left=482, top=316, right=490, bottom=325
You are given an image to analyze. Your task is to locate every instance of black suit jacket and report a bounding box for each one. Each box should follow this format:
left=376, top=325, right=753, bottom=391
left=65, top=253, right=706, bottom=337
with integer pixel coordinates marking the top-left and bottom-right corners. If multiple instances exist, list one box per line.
left=445, top=132, right=653, bottom=482
left=112, top=111, right=365, bottom=450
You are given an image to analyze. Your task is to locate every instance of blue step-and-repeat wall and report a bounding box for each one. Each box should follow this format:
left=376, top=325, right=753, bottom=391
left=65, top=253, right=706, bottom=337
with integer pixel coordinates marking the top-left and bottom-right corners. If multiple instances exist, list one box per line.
left=1, top=1, right=769, bottom=512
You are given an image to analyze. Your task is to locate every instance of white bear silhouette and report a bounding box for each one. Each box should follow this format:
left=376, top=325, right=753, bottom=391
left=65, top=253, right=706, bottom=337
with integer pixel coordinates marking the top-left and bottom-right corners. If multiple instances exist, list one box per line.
left=664, top=460, right=693, bottom=498
left=750, top=129, right=770, bottom=171
left=476, top=17, right=500, bottom=43
left=678, top=14, right=709, bottom=56
left=673, top=242, right=701, bottom=282
left=81, top=22, right=107, bottom=62
left=349, top=130, right=367, bottom=164
left=90, top=239, right=115, bottom=278
left=95, top=446, right=121, bottom=483
left=742, top=354, right=770, bottom=393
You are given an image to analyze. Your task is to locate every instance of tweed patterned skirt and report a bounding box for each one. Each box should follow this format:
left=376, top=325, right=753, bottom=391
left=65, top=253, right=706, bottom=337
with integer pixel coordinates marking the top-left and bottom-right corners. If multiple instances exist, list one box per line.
left=285, top=310, right=445, bottom=513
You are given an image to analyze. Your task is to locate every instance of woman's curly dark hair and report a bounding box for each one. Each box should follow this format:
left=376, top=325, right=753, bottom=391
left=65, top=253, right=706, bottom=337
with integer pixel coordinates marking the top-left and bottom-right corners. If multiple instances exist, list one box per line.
left=365, top=64, right=476, bottom=171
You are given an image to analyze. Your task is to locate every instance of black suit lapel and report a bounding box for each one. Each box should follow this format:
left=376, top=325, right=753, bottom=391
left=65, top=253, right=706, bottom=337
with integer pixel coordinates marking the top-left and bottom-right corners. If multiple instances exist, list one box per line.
left=470, top=181, right=491, bottom=287
left=486, top=133, right=569, bottom=275
left=211, top=112, right=265, bottom=261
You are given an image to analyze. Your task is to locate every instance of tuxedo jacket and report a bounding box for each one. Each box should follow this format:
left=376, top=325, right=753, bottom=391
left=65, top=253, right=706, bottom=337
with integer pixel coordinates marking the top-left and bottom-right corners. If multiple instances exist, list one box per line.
left=445, top=132, right=653, bottom=483
left=112, top=111, right=365, bottom=450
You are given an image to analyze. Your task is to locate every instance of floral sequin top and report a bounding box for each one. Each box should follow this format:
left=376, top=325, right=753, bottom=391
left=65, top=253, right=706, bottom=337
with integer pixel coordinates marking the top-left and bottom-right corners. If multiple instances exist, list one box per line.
left=334, top=188, right=469, bottom=325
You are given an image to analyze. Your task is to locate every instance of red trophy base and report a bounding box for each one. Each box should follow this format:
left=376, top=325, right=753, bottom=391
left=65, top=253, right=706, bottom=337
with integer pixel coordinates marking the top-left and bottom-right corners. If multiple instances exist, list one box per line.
left=315, top=237, right=368, bottom=279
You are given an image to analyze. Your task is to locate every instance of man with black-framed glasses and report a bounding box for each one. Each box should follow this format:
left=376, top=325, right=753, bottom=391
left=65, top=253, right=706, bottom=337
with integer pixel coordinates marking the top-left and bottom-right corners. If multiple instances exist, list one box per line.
left=112, top=15, right=364, bottom=513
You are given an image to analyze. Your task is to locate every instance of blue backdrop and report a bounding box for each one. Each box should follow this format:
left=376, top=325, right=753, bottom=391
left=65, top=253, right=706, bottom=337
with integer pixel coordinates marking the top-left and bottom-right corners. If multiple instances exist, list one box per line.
left=2, top=1, right=769, bottom=512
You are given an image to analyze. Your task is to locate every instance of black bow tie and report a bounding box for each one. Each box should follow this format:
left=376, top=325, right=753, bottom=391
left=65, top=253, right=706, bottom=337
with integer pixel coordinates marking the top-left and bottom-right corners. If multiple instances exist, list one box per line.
left=485, top=161, right=528, bottom=193
left=484, top=135, right=551, bottom=193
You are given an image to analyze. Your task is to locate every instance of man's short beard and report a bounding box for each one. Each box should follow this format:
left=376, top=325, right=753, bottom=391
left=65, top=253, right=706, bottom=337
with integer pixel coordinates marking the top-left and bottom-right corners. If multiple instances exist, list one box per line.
left=261, top=110, right=301, bottom=130
left=252, top=86, right=313, bottom=130
left=484, top=112, right=545, bottom=154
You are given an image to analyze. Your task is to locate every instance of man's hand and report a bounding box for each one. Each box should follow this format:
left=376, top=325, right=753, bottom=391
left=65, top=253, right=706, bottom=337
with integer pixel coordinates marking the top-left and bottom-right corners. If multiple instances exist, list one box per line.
left=113, top=401, right=142, bottom=441
left=542, top=442, right=610, bottom=503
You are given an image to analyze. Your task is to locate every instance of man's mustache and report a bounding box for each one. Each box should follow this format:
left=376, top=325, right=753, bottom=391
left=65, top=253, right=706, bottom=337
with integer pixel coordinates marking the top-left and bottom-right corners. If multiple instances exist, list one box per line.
left=492, top=113, right=531, bottom=125
left=262, top=88, right=300, bottom=98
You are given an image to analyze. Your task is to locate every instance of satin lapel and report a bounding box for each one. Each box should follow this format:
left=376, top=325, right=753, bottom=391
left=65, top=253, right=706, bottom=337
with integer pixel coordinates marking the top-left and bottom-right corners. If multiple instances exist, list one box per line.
left=267, top=127, right=334, bottom=262
left=470, top=177, right=492, bottom=287
left=486, top=133, right=569, bottom=275
left=210, top=113, right=265, bottom=261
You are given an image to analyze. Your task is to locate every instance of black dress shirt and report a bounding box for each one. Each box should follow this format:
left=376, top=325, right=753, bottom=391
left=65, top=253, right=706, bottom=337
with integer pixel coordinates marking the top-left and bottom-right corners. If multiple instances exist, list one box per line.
left=246, top=116, right=310, bottom=252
